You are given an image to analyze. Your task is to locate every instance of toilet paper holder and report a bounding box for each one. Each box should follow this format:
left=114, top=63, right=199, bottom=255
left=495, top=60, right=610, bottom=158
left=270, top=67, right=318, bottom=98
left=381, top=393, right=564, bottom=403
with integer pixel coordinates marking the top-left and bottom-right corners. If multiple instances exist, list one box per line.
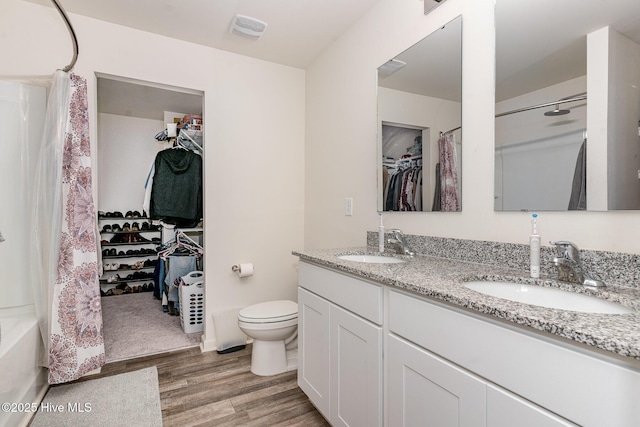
left=231, top=263, right=254, bottom=277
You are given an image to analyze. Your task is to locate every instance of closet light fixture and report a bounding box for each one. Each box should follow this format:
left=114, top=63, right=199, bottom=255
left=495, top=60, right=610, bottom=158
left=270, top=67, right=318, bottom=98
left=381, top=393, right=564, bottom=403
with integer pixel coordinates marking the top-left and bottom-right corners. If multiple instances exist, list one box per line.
left=229, top=14, right=268, bottom=40
left=424, top=0, right=448, bottom=15
left=378, top=59, right=407, bottom=77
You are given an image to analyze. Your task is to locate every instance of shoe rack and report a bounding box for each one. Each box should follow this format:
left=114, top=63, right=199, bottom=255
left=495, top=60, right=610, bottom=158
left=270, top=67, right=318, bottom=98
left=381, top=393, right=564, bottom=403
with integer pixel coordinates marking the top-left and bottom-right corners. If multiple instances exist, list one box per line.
left=98, top=211, right=162, bottom=296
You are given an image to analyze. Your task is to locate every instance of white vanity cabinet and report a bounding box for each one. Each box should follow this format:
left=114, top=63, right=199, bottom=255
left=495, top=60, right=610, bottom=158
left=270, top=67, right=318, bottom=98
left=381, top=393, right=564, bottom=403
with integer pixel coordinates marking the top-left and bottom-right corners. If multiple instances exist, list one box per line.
left=297, top=261, right=640, bottom=427
left=389, top=290, right=639, bottom=427
left=298, top=262, right=383, bottom=427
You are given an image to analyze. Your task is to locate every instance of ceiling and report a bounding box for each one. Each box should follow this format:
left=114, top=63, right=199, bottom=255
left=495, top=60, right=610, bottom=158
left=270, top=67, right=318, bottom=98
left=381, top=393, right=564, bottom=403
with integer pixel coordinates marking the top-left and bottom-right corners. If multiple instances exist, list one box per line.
left=30, top=0, right=640, bottom=118
left=29, top=0, right=382, bottom=120
left=30, top=0, right=382, bottom=70
left=381, top=0, right=640, bottom=103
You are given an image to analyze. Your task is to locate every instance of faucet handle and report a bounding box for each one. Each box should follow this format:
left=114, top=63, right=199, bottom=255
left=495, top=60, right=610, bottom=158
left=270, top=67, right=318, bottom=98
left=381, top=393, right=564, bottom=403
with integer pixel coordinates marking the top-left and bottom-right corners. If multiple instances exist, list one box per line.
left=549, top=241, right=581, bottom=262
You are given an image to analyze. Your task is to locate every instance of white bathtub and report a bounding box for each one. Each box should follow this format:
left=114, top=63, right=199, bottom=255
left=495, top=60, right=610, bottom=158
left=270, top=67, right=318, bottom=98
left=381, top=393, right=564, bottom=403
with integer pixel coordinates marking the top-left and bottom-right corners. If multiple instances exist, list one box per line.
left=0, top=309, right=48, bottom=427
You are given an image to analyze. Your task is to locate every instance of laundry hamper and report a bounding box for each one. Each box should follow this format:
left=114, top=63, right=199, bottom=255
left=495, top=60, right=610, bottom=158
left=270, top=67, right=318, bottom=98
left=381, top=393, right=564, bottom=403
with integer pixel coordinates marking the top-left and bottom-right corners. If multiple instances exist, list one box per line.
left=179, top=279, right=204, bottom=333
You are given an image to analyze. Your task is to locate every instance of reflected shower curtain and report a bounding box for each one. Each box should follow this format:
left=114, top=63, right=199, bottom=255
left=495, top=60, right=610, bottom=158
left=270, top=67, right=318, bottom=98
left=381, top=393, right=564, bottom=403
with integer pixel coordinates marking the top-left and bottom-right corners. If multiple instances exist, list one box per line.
left=31, top=71, right=105, bottom=384
left=438, top=132, right=460, bottom=211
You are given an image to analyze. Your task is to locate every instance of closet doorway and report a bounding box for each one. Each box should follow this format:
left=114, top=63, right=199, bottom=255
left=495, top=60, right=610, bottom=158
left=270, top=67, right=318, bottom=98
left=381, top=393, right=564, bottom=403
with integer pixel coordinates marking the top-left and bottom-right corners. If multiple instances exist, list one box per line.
left=96, top=74, right=205, bottom=363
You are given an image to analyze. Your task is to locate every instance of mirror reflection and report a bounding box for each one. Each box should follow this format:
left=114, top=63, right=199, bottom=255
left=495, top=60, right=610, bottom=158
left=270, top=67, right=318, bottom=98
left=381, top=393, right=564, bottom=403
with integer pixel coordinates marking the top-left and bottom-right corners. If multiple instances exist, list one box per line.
left=495, top=0, right=640, bottom=211
left=377, top=15, right=462, bottom=212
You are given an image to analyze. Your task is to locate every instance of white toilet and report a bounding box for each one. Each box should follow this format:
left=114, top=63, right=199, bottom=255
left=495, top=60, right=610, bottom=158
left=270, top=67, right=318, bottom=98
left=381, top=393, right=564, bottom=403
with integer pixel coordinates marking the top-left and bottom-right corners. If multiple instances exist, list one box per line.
left=238, top=300, right=298, bottom=376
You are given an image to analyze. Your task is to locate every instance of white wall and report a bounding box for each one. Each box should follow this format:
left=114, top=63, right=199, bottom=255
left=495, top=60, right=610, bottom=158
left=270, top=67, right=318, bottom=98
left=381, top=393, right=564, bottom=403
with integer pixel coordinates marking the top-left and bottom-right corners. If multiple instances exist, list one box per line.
left=495, top=76, right=586, bottom=211
left=305, top=0, right=640, bottom=254
left=608, top=28, right=640, bottom=210
left=97, top=113, right=169, bottom=214
left=0, top=0, right=305, bottom=351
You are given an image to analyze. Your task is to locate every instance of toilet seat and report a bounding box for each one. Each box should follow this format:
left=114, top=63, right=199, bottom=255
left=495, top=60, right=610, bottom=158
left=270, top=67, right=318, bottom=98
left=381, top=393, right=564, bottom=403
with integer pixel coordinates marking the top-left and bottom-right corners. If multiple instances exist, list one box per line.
left=238, top=300, right=298, bottom=324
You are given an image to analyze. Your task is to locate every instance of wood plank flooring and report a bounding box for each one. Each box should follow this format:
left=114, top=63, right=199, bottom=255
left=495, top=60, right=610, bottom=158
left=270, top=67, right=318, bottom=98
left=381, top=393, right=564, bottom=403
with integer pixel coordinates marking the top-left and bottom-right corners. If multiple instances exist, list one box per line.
left=96, top=345, right=329, bottom=426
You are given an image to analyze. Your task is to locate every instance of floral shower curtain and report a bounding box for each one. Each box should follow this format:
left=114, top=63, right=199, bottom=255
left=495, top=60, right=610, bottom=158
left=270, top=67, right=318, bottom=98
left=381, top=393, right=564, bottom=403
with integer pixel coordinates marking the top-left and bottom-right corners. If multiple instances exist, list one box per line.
left=31, top=71, right=105, bottom=384
left=438, top=132, right=461, bottom=212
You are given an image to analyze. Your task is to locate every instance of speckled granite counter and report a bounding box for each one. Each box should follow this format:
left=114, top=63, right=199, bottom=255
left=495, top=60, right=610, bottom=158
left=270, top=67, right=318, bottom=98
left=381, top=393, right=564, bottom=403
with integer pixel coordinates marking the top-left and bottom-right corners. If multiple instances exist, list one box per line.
left=292, top=247, right=640, bottom=363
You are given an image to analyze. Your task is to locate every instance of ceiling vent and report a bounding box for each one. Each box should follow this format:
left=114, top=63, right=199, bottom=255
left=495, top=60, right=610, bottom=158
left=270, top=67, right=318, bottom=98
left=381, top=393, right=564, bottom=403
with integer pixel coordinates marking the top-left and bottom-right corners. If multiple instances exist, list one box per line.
left=229, top=15, right=268, bottom=40
left=378, top=59, right=407, bottom=77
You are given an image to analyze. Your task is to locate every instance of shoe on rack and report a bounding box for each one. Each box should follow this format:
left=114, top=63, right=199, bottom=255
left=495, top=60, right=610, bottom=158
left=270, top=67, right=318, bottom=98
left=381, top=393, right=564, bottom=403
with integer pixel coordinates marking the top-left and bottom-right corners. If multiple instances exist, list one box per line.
left=131, top=222, right=140, bottom=231
left=122, top=222, right=131, bottom=232
left=112, top=223, right=122, bottom=232
left=110, top=234, right=126, bottom=243
left=125, top=211, right=133, bottom=218
left=109, top=248, right=117, bottom=256
left=114, top=211, right=124, bottom=218
left=102, top=224, right=112, bottom=233
left=133, top=211, right=142, bottom=218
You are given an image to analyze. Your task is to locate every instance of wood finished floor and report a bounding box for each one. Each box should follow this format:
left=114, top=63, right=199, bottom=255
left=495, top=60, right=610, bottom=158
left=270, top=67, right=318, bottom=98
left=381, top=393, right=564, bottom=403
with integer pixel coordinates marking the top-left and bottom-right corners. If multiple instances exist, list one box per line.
left=97, top=344, right=330, bottom=426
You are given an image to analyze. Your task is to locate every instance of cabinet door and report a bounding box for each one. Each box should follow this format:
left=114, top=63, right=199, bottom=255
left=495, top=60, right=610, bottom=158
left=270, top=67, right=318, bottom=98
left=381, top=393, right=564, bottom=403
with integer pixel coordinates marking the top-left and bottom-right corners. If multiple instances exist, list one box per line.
left=298, top=287, right=331, bottom=418
left=487, top=385, right=578, bottom=427
left=387, top=335, right=486, bottom=427
left=330, top=305, right=382, bottom=427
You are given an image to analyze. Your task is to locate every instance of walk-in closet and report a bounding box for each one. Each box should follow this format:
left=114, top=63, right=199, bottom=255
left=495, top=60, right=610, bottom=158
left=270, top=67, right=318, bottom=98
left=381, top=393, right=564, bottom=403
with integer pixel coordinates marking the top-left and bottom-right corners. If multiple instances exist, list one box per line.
left=96, top=76, right=205, bottom=362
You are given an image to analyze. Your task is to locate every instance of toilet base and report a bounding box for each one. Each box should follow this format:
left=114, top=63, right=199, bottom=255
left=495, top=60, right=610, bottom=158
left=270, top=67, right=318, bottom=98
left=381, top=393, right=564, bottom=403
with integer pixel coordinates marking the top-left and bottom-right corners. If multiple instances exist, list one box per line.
left=250, top=340, right=298, bottom=376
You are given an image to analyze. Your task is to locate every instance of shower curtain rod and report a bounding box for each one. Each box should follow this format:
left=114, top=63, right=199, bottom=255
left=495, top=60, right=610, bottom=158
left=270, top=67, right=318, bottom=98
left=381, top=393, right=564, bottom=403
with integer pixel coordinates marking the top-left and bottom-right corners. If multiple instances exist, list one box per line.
left=496, top=93, right=587, bottom=118
left=50, top=0, right=79, bottom=72
left=442, top=92, right=587, bottom=134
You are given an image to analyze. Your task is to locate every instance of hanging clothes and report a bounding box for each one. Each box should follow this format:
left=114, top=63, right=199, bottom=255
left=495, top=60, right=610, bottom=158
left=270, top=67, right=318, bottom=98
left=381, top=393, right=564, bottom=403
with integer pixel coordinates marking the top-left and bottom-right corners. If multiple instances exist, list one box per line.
left=150, top=148, right=203, bottom=227
left=438, top=132, right=461, bottom=212
left=568, top=138, right=587, bottom=210
left=432, top=163, right=442, bottom=211
left=383, top=157, right=423, bottom=211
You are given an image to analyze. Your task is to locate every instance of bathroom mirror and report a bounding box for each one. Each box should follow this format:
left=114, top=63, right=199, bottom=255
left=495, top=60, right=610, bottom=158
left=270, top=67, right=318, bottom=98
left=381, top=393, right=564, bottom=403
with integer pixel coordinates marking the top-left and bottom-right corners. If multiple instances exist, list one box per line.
left=495, top=0, right=640, bottom=211
left=377, top=15, right=462, bottom=212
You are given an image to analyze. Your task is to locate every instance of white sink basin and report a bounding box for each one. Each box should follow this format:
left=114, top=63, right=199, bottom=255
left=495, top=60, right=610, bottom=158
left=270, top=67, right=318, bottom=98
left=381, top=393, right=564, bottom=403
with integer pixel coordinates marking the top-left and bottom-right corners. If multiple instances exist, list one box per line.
left=464, top=281, right=634, bottom=314
left=337, top=254, right=405, bottom=264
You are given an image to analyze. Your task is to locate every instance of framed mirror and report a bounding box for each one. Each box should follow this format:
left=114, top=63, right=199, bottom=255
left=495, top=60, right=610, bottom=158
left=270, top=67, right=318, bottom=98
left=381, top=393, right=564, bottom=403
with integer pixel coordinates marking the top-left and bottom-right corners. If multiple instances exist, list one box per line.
left=495, top=0, right=640, bottom=211
left=377, top=15, right=462, bottom=212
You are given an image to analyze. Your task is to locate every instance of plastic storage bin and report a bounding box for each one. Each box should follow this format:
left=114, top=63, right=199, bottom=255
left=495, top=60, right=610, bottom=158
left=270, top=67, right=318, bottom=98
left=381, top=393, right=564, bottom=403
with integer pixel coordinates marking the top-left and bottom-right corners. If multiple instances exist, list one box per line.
left=179, top=279, right=204, bottom=333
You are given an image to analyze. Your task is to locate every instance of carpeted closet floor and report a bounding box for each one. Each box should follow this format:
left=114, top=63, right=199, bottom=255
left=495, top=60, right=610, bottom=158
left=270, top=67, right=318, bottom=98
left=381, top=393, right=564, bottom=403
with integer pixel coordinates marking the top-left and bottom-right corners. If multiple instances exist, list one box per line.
left=101, top=291, right=202, bottom=362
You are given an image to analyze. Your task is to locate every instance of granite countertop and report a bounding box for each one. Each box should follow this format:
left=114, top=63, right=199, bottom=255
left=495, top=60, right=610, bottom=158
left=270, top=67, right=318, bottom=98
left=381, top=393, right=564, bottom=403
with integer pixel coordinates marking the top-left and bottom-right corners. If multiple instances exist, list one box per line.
left=292, top=247, right=640, bottom=363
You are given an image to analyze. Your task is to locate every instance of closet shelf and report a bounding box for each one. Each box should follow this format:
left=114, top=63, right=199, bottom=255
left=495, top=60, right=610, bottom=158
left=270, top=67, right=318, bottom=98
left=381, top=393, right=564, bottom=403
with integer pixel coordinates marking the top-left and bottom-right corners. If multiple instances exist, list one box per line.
left=103, top=266, right=155, bottom=273
left=102, top=254, right=157, bottom=260
left=100, top=241, right=160, bottom=247
left=100, top=229, right=161, bottom=234
left=98, top=216, right=149, bottom=221
left=99, top=278, right=154, bottom=285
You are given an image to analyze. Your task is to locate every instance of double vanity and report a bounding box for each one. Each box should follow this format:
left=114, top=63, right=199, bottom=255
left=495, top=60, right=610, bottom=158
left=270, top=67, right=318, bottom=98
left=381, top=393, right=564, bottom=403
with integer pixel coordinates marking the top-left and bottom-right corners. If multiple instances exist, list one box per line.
left=293, top=243, right=640, bottom=427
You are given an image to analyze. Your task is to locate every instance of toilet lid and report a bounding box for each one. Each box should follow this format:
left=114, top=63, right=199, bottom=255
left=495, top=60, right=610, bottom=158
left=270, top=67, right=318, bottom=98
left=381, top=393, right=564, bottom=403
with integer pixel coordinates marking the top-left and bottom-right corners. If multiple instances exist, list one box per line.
left=238, top=300, right=298, bottom=323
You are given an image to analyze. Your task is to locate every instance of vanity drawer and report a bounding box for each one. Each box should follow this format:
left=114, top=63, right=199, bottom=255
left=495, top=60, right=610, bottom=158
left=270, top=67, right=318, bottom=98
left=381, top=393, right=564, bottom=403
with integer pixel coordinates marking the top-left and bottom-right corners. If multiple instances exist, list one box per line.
left=298, top=261, right=383, bottom=324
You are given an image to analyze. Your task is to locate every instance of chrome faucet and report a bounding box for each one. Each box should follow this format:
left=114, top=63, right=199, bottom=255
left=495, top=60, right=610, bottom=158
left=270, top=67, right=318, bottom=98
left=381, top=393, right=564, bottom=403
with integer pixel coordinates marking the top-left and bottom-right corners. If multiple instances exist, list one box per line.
left=387, top=229, right=415, bottom=256
left=550, top=241, right=605, bottom=287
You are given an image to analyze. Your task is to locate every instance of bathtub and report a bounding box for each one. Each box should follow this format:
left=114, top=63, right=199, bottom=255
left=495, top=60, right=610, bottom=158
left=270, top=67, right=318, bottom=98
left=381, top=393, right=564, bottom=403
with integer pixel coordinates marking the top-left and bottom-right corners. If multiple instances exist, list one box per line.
left=0, top=308, right=48, bottom=427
